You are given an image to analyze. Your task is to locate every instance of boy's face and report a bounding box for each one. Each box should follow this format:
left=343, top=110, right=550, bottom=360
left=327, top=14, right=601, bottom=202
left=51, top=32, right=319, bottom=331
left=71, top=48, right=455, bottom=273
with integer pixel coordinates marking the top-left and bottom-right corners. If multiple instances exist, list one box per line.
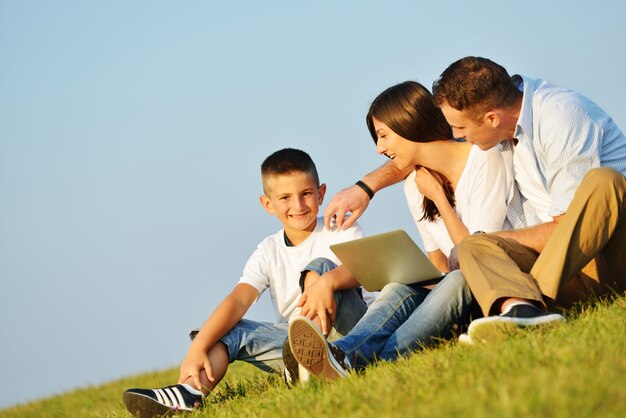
left=260, top=171, right=326, bottom=234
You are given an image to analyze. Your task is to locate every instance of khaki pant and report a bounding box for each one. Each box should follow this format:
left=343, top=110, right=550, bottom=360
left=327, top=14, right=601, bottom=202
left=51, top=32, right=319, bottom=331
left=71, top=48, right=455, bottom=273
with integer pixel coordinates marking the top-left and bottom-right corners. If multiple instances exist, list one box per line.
left=458, top=168, right=626, bottom=316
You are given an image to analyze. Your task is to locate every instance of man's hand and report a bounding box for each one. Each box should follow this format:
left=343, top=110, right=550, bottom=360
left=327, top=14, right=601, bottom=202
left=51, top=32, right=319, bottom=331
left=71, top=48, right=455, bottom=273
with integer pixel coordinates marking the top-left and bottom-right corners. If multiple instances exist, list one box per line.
left=447, top=245, right=460, bottom=271
left=178, top=345, right=213, bottom=391
left=297, top=275, right=336, bottom=336
left=324, top=185, right=370, bottom=230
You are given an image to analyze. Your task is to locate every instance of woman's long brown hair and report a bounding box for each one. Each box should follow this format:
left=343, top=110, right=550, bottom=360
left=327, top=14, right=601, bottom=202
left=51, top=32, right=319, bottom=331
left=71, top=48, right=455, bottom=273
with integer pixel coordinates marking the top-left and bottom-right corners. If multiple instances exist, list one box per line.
left=366, top=81, right=456, bottom=222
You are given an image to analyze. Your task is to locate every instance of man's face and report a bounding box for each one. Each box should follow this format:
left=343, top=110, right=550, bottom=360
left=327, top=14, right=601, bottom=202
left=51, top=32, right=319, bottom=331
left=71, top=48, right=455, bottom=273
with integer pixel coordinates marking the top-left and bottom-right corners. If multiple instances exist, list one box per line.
left=440, top=103, right=503, bottom=150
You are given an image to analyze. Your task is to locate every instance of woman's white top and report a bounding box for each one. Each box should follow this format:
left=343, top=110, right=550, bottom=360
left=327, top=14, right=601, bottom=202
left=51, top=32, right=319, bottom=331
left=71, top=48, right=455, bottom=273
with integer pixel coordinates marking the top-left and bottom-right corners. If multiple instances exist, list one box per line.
left=403, top=145, right=510, bottom=257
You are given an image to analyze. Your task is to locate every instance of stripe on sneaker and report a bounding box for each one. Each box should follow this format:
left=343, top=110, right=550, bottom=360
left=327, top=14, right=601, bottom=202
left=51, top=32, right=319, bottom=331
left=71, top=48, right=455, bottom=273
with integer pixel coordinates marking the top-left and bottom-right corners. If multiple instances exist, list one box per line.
left=154, top=388, right=166, bottom=405
left=123, top=384, right=202, bottom=417
left=164, top=388, right=178, bottom=407
left=171, top=386, right=186, bottom=408
left=158, top=388, right=174, bottom=406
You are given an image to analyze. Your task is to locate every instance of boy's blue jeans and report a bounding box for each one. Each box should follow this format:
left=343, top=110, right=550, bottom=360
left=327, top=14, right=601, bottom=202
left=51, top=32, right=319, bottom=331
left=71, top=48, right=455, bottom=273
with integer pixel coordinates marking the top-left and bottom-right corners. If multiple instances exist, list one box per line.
left=332, top=270, right=473, bottom=369
left=214, top=258, right=367, bottom=373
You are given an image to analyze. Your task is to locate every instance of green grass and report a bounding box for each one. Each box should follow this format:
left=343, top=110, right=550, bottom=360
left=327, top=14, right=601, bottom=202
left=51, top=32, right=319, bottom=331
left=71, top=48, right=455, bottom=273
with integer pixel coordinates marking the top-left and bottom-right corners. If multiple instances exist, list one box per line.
left=3, top=296, right=625, bottom=418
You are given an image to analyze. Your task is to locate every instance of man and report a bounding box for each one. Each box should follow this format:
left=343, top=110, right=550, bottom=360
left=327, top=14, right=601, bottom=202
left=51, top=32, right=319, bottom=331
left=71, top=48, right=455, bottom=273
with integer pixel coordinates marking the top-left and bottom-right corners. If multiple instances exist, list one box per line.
left=326, top=56, right=626, bottom=343
left=431, top=56, right=626, bottom=343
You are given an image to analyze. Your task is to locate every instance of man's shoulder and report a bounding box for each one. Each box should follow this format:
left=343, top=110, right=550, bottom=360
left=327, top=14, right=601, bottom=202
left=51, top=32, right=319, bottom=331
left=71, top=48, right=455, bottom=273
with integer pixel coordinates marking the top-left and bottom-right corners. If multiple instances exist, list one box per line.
left=524, top=76, right=592, bottom=114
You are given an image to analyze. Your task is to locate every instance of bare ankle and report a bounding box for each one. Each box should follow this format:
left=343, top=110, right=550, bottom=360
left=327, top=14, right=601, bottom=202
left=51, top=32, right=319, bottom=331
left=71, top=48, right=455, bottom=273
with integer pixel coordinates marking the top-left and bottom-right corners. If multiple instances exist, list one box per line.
left=497, top=297, right=536, bottom=314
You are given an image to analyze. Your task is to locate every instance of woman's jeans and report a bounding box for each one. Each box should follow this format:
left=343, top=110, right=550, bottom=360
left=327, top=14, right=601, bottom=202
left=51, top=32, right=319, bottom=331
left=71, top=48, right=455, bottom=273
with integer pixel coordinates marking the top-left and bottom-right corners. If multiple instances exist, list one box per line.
left=332, top=270, right=473, bottom=368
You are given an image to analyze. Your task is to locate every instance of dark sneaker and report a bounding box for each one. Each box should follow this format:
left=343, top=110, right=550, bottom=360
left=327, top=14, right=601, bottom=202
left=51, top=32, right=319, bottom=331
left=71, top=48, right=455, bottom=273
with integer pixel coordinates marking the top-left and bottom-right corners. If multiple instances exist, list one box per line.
left=468, top=303, right=565, bottom=343
left=282, top=338, right=311, bottom=387
left=288, top=316, right=351, bottom=381
left=122, top=384, right=203, bottom=417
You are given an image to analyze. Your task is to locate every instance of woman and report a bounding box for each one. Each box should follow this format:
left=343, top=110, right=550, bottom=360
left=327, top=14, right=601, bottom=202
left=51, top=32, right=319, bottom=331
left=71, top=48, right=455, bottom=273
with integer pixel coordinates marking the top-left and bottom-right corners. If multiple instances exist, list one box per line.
left=289, top=81, right=510, bottom=379
left=367, top=81, right=509, bottom=271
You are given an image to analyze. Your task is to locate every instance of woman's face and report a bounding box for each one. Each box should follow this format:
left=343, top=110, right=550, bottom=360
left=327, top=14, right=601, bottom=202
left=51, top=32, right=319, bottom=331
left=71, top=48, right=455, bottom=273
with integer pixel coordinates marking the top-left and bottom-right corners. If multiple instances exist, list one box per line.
left=372, top=117, right=421, bottom=170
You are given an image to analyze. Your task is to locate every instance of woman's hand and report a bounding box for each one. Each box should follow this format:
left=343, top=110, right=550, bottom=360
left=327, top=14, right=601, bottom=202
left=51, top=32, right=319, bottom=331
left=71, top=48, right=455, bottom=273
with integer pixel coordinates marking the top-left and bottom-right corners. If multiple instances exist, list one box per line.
left=414, top=167, right=446, bottom=203
left=324, top=185, right=370, bottom=230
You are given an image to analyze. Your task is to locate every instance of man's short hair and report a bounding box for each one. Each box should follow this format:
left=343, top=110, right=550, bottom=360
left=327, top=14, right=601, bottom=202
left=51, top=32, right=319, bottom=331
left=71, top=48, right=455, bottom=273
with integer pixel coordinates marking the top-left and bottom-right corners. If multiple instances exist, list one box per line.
left=432, top=56, right=521, bottom=119
left=261, top=148, right=320, bottom=191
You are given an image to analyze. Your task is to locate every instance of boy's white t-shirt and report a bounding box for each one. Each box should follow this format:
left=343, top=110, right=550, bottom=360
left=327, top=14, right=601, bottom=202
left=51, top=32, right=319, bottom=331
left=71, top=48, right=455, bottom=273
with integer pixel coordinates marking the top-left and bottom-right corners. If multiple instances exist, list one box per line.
left=238, top=217, right=364, bottom=323
left=403, top=145, right=510, bottom=257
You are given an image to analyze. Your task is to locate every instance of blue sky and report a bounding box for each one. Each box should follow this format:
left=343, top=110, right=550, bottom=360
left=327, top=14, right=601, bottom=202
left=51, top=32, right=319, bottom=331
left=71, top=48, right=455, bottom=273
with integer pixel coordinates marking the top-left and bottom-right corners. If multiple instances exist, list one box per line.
left=1, top=0, right=625, bottom=408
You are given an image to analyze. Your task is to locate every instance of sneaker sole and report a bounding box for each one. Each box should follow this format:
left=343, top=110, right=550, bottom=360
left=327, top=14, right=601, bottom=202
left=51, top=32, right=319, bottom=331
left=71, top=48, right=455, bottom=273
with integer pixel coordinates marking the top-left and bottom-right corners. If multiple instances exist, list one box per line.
left=468, top=313, right=565, bottom=343
left=288, top=317, right=346, bottom=381
left=123, top=391, right=179, bottom=418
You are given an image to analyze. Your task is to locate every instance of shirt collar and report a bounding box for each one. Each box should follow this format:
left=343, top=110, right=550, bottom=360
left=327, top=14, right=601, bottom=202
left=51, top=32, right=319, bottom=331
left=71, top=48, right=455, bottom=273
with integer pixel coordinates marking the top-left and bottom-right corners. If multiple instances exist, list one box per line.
left=513, top=74, right=534, bottom=142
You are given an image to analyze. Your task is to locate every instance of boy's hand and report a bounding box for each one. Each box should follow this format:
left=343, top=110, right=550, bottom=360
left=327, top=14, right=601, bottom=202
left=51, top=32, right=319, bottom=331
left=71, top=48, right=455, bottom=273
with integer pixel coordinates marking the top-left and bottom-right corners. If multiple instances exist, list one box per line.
left=297, top=276, right=336, bottom=336
left=324, top=185, right=370, bottom=230
left=178, top=345, right=214, bottom=391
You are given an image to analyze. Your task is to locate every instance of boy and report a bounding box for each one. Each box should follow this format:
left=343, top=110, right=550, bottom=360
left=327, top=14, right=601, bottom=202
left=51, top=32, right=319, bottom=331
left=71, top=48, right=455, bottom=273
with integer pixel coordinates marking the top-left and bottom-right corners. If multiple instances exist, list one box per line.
left=123, top=148, right=367, bottom=417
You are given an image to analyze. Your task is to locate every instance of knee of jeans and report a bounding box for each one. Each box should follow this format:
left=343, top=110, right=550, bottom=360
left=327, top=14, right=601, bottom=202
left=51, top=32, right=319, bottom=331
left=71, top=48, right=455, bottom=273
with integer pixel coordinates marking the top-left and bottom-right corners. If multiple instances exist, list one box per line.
left=304, top=257, right=338, bottom=275
left=441, top=270, right=466, bottom=286
left=437, top=271, right=470, bottom=296
left=379, top=282, right=415, bottom=299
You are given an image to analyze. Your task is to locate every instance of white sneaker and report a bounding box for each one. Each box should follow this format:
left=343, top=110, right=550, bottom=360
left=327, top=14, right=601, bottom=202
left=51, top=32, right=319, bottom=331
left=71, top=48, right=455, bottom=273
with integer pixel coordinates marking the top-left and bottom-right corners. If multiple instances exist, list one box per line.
left=457, top=333, right=474, bottom=346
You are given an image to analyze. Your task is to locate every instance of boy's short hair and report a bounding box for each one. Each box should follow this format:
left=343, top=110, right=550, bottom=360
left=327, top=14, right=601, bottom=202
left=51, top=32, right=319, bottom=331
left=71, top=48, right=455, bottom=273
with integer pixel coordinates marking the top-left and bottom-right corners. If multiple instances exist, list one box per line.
left=432, top=56, right=521, bottom=120
left=261, top=148, right=320, bottom=193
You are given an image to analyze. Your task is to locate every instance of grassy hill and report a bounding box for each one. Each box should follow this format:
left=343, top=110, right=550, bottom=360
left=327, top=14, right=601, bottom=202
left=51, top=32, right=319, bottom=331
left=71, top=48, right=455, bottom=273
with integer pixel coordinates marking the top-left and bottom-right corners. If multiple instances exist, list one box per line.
left=2, top=296, right=625, bottom=418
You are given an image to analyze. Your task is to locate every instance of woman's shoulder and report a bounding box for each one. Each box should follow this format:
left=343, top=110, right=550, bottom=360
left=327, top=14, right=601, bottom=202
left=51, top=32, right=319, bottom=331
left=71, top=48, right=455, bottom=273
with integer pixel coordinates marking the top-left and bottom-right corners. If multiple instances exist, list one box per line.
left=468, top=144, right=505, bottom=166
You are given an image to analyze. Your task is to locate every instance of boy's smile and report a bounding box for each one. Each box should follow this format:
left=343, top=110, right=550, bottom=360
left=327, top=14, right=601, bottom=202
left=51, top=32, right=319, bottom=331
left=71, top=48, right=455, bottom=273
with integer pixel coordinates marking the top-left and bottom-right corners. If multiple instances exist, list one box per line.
left=260, top=171, right=326, bottom=244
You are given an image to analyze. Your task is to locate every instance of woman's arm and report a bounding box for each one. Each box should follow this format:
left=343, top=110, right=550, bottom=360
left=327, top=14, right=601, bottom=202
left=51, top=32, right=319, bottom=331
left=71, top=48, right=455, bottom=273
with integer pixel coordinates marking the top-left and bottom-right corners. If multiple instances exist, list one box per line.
left=427, top=249, right=449, bottom=273
left=324, top=161, right=413, bottom=230
left=414, top=167, right=469, bottom=245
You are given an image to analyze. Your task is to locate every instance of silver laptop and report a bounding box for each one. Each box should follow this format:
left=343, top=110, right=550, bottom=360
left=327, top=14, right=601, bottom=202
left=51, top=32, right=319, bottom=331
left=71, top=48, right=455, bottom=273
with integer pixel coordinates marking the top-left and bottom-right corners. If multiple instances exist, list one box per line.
left=330, top=230, right=444, bottom=292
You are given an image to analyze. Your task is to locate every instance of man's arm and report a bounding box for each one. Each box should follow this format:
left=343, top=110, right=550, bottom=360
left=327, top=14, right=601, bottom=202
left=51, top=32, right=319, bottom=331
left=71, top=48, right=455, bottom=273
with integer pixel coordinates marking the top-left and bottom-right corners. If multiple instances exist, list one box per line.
left=324, top=161, right=412, bottom=230
left=507, top=103, right=600, bottom=252
left=495, top=214, right=563, bottom=253
left=178, top=283, right=258, bottom=389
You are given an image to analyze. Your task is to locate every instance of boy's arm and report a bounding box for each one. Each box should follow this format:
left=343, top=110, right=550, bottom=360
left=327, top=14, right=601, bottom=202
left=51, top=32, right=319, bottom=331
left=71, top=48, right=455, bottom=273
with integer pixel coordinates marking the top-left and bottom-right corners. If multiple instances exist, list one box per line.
left=178, top=283, right=258, bottom=390
left=297, top=265, right=360, bottom=336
